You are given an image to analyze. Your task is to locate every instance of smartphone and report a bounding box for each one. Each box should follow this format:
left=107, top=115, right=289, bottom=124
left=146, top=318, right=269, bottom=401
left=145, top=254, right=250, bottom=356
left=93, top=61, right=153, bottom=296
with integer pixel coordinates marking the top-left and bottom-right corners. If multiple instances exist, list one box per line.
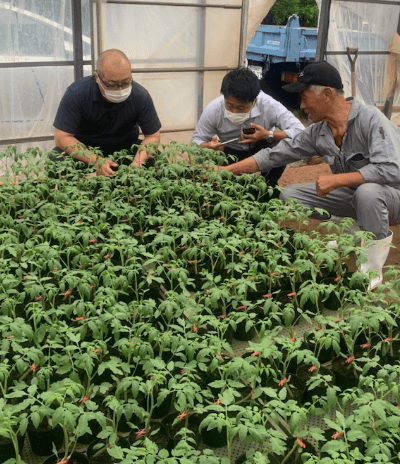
left=242, top=127, right=256, bottom=135
left=219, top=137, right=240, bottom=145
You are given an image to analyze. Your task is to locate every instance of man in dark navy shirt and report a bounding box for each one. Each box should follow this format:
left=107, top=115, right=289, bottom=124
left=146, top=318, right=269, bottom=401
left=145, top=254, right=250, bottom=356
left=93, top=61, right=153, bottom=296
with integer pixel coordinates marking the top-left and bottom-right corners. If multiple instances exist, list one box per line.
left=53, top=49, right=161, bottom=176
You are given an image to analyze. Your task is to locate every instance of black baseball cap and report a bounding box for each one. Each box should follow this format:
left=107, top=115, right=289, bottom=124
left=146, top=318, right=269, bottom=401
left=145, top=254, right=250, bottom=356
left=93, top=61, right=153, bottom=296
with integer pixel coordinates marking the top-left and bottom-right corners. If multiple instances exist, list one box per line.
left=283, top=61, right=343, bottom=93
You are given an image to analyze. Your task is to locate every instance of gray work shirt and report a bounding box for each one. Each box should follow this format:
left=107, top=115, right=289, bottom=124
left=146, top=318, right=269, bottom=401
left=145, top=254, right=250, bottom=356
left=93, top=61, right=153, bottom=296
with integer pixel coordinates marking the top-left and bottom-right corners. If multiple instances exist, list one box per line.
left=253, top=98, right=400, bottom=189
left=191, top=91, right=305, bottom=151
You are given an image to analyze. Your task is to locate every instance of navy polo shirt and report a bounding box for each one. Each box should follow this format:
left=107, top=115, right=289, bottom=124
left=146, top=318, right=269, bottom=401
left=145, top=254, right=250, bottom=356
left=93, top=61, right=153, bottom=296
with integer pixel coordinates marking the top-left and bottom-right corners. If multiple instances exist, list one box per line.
left=53, top=76, right=162, bottom=155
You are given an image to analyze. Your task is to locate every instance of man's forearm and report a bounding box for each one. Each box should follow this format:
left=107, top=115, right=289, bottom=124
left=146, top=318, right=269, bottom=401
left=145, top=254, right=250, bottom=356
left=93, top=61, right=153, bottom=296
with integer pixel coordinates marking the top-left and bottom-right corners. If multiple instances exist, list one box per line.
left=272, top=130, right=288, bottom=142
left=72, top=151, right=97, bottom=165
left=58, top=136, right=96, bottom=164
left=222, top=156, right=259, bottom=175
left=336, top=171, right=366, bottom=188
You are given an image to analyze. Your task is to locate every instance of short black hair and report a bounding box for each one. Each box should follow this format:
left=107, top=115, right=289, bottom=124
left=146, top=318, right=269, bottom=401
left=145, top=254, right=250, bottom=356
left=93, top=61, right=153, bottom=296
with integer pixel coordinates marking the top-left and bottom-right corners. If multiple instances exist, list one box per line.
left=220, top=68, right=260, bottom=102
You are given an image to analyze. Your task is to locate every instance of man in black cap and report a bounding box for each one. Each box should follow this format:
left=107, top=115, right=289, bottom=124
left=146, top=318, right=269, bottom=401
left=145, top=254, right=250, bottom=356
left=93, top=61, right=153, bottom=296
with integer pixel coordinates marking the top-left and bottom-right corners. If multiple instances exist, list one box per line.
left=220, top=61, right=400, bottom=290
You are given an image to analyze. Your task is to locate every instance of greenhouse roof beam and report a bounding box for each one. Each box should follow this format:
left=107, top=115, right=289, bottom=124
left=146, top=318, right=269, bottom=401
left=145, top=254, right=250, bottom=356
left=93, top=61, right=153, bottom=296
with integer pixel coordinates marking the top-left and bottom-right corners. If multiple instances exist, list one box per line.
left=0, top=61, right=92, bottom=69
left=104, top=0, right=242, bottom=8
left=336, top=0, right=400, bottom=5
left=0, top=136, right=55, bottom=145
left=0, top=128, right=195, bottom=146
left=326, top=51, right=390, bottom=55
left=130, top=66, right=237, bottom=73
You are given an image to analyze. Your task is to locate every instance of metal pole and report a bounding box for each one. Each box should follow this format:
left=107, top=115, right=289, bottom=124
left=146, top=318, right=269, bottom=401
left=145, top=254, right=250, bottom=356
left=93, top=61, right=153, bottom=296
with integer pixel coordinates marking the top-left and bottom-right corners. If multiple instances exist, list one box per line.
left=315, top=0, right=331, bottom=61
left=72, top=0, right=84, bottom=81
left=89, top=0, right=96, bottom=74
left=383, top=13, right=400, bottom=119
left=346, top=46, right=359, bottom=97
left=238, top=0, right=249, bottom=66
left=96, top=0, right=104, bottom=57
left=197, top=0, right=206, bottom=121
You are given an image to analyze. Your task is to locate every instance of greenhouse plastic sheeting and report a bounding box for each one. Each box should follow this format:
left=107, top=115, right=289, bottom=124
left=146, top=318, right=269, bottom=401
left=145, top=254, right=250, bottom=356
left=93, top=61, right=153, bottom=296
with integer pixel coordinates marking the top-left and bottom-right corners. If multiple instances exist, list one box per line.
left=0, top=0, right=92, bottom=153
left=317, top=0, right=400, bottom=108
left=0, top=0, right=273, bottom=150
left=97, top=0, right=273, bottom=133
left=247, top=0, right=275, bottom=44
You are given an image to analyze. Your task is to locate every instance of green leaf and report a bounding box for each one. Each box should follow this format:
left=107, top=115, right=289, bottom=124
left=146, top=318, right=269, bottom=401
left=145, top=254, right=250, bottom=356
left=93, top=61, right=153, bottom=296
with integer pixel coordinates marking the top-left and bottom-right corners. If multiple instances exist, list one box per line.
left=238, top=424, right=248, bottom=442
left=19, top=417, right=28, bottom=436
left=108, top=445, right=124, bottom=460
left=278, top=387, right=287, bottom=401
left=326, top=386, right=338, bottom=409
left=371, top=400, right=387, bottom=422
left=220, top=389, right=235, bottom=405
left=63, top=410, right=77, bottom=432
left=36, top=325, right=47, bottom=343
left=208, top=380, right=226, bottom=389
left=158, top=449, right=169, bottom=459
left=324, top=417, right=341, bottom=432
left=320, top=440, right=347, bottom=454
left=31, top=412, right=41, bottom=429
left=347, top=430, right=367, bottom=442
left=0, top=428, right=11, bottom=440
left=11, top=399, right=32, bottom=414
left=76, top=414, right=90, bottom=437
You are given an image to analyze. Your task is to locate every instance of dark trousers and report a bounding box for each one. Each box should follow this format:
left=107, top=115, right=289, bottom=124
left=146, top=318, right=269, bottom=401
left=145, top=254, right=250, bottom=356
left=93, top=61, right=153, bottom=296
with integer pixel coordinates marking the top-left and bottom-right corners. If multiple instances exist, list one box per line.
left=224, top=140, right=285, bottom=187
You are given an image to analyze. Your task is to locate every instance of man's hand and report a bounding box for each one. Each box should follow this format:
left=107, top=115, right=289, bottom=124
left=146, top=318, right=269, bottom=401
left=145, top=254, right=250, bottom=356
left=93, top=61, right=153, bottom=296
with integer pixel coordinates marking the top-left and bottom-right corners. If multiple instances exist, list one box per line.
left=316, top=172, right=366, bottom=197
left=238, top=123, right=268, bottom=144
left=96, top=158, right=118, bottom=176
left=316, top=175, right=341, bottom=197
left=131, top=160, right=144, bottom=168
left=203, top=163, right=224, bottom=172
left=207, top=135, right=226, bottom=151
left=132, top=146, right=152, bottom=168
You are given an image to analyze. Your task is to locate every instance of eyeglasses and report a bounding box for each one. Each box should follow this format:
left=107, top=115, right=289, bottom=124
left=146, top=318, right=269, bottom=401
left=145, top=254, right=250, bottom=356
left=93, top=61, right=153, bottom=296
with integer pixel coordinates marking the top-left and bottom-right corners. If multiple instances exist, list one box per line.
left=95, top=71, right=132, bottom=90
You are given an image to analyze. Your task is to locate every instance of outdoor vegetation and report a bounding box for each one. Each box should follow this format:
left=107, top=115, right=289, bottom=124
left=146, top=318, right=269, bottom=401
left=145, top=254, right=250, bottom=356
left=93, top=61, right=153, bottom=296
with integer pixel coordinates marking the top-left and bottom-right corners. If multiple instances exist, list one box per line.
left=263, top=0, right=319, bottom=27
left=0, top=144, right=400, bottom=464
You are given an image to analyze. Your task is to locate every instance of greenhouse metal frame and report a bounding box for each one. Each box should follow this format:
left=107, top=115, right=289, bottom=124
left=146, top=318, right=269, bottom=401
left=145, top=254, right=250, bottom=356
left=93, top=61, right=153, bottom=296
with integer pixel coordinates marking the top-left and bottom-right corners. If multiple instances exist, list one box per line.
left=2, top=0, right=400, bottom=150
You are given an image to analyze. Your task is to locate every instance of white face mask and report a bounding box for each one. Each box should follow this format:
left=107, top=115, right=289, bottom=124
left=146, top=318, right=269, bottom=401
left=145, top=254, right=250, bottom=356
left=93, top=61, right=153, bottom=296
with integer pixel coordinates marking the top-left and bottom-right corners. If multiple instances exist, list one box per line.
left=98, top=78, right=132, bottom=103
left=225, top=108, right=252, bottom=125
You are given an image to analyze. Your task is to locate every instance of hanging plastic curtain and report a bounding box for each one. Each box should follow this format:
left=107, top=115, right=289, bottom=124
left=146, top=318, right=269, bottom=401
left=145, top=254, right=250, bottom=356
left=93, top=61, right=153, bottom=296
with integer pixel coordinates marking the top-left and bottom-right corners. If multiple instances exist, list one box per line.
left=97, top=0, right=243, bottom=132
left=317, top=0, right=400, bottom=107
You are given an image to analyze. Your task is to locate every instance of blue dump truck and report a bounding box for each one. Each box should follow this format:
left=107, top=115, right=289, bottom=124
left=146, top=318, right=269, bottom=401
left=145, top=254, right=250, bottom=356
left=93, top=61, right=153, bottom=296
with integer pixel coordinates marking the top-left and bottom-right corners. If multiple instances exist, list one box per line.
left=246, top=15, right=318, bottom=110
